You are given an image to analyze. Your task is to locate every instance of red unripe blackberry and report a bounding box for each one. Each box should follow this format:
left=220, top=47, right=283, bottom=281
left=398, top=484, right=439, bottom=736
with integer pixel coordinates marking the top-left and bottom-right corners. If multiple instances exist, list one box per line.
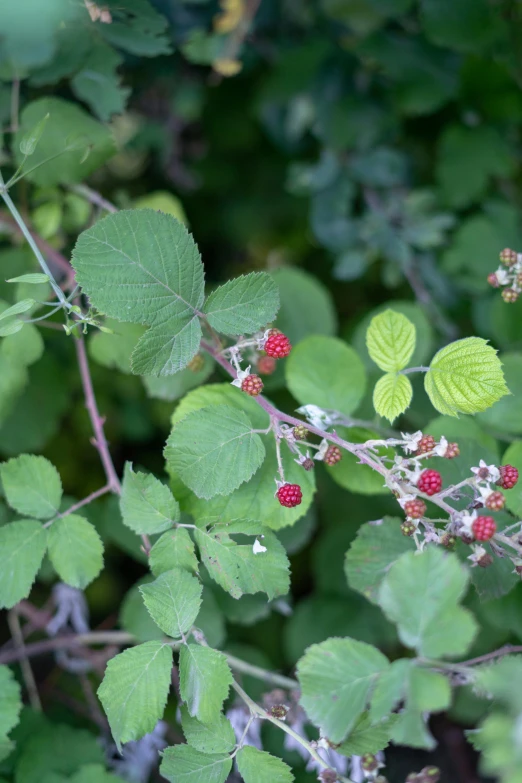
left=502, top=287, right=519, bottom=303
left=485, top=490, right=505, bottom=510
left=417, top=469, right=442, bottom=496
left=264, top=332, right=292, bottom=358
left=404, top=498, right=427, bottom=519
left=401, top=520, right=416, bottom=537
left=324, top=445, right=342, bottom=466
left=416, top=434, right=436, bottom=454
left=241, top=374, right=263, bottom=396
left=498, top=464, right=519, bottom=489
left=276, top=483, right=302, bottom=507
left=472, top=516, right=497, bottom=542
left=487, top=272, right=500, bottom=288
left=444, top=442, right=460, bottom=459
left=257, top=355, right=277, bottom=375
left=500, top=248, right=517, bottom=266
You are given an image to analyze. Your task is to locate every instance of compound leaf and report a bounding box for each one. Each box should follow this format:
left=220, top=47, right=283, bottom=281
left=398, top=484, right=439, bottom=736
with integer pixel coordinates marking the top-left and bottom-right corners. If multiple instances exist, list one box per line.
left=180, top=707, right=236, bottom=755
left=150, top=529, right=198, bottom=576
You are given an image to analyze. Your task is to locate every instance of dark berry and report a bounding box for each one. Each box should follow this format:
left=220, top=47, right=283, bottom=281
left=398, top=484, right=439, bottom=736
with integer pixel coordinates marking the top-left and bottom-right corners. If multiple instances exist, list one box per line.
left=362, top=754, right=378, bottom=772
left=401, top=521, right=416, bottom=537
left=444, top=442, right=460, bottom=459
left=404, top=498, right=427, bottom=519
left=416, top=434, right=436, bottom=454
left=264, top=332, right=292, bottom=358
left=502, top=287, right=519, bottom=303
left=460, top=532, right=474, bottom=545
left=270, top=704, right=288, bottom=720
left=472, top=516, right=497, bottom=542
left=440, top=532, right=456, bottom=550
left=324, top=445, right=342, bottom=466
left=477, top=553, right=494, bottom=568
left=487, top=272, right=500, bottom=288
left=276, top=483, right=302, bottom=507
left=187, top=354, right=205, bottom=372
left=500, top=248, right=517, bottom=266
left=417, top=469, right=442, bottom=496
left=293, top=424, right=308, bottom=440
left=301, top=457, right=315, bottom=471
left=498, top=464, right=519, bottom=489
left=485, top=491, right=505, bottom=510
left=241, top=374, right=264, bottom=396
left=257, top=355, right=277, bottom=375
left=319, top=772, right=338, bottom=783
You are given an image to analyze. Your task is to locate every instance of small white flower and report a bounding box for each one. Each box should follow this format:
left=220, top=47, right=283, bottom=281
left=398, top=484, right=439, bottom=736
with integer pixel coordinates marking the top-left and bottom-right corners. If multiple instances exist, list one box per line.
left=433, top=436, right=449, bottom=457
left=231, top=365, right=252, bottom=388
left=471, top=460, right=500, bottom=483
left=401, top=431, right=423, bottom=453
left=313, top=439, right=330, bottom=461
left=495, top=267, right=511, bottom=285
left=459, top=510, right=478, bottom=535
left=296, top=404, right=333, bottom=429
left=253, top=537, right=267, bottom=554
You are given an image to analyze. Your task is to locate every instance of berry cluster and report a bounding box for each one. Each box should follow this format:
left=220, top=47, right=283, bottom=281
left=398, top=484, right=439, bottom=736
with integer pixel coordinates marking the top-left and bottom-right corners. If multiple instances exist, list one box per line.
left=471, top=515, right=497, bottom=542
left=417, top=469, right=443, bottom=496
left=498, top=464, right=519, bottom=489
left=264, top=330, right=292, bottom=358
left=241, top=374, right=264, bottom=396
left=276, top=483, right=302, bottom=508
left=487, top=247, right=522, bottom=302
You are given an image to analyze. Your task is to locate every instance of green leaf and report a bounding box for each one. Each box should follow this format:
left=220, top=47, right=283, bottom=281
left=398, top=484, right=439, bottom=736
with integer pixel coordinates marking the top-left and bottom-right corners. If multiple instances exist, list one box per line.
left=297, top=637, right=389, bottom=743
left=70, top=764, right=126, bottom=783
left=165, top=405, right=265, bottom=500
left=89, top=320, right=146, bottom=374
left=370, top=658, right=413, bottom=723
left=424, top=337, right=509, bottom=417
left=143, top=353, right=214, bottom=402
left=0, top=454, right=62, bottom=519
left=378, top=548, right=477, bottom=657
left=366, top=309, right=416, bottom=372
left=204, top=273, right=279, bottom=336
left=71, top=42, right=131, bottom=122
left=421, top=0, right=506, bottom=52
left=336, top=712, right=396, bottom=756
left=345, top=517, right=415, bottom=604
left=0, top=520, right=47, bottom=608
left=502, top=441, right=522, bottom=518
left=354, top=301, right=434, bottom=370
left=179, top=644, right=233, bottom=724
left=180, top=707, right=236, bottom=755
left=72, top=210, right=205, bottom=376
left=286, top=335, right=366, bottom=416
left=119, top=579, right=164, bottom=643
left=391, top=667, right=451, bottom=749
left=325, top=426, right=394, bottom=496
left=15, top=723, right=104, bottom=783
left=139, top=568, right=202, bottom=638
left=0, top=299, right=35, bottom=323
left=6, top=273, right=50, bottom=284
left=100, top=0, right=172, bottom=57
left=373, top=373, right=413, bottom=422
left=98, top=641, right=173, bottom=751
left=272, top=267, right=337, bottom=345
left=0, top=320, right=25, bottom=337
left=160, top=745, right=232, bottom=783
left=150, top=529, right=198, bottom=577
left=19, top=113, right=50, bottom=155
left=195, top=519, right=290, bottom=600
left=236, top=746, right=294, bottom=783
left=1, top=316, right=43, bottom=368
left=120, top=463, right=180, bottom=535
left=0, top=665, right=22, bottom=736
left=47, top=514, right=103, bottom=589
left=477, top=354, right=522, bottom=435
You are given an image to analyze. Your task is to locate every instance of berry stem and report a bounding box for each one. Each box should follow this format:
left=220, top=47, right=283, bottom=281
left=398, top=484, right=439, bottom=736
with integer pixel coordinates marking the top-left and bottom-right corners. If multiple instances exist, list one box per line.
left=399, top=366, right=431, bottom=375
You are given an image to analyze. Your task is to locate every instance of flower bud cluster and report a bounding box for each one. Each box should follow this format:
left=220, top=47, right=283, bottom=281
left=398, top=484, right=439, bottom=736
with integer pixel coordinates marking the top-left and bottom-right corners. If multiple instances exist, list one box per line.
left=488, top=248, right=522, bottom=302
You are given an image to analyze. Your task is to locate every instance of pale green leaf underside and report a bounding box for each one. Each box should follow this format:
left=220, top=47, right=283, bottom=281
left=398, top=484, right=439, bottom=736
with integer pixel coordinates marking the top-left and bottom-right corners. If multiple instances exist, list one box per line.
left=203, top=272, right=280, bottom=336
left=336, top=712, right=396, bottom=757
left=0, top=453, right=62, bottom=519
left=424, top=337, right=509, bottom=417
left=72, top=209, right=205, bottom=376
left=180, top=707, right=236, bottom=755
left=236, top=746, right=294, bottom=783
left=373, top=373, right=412, bottom=422
left=160, top=745, right=232, bottom=783
left=120, top=462, right=179, bottom=535
left=0, top=665, right=22, bottom=736
left=0, top=520, right=47, bottom=609
left=179, top=644, right=233, bottom=724
left=140, top=568, right=202, bottom=639
left=47, top=514, right=103, bottom=589
left=150, top=528, right=198, bottom=577
left=366, top=309, right=416, bottom=372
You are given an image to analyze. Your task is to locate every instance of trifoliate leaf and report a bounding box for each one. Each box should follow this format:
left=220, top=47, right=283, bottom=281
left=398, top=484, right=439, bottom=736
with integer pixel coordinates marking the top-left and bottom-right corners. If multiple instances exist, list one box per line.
left=98, top=641, right=173, bottom=751
left=47, top=514, right=103, bottom=589
left=179, top=644, right=233, bottom=724
left=180, top=707, right=236, bottom=755
left=366, top=309, right=416, bottom=372
left=150, top=529, right=198, bottom=577
left=204, top=272, right=280, bottom=336
left=139, top=568, right=202, bottom=638
left=373, top=373, right=413, bottom=422
left=160, top=745, right=232, bottom=783
left=0, top=454, right=62, bottom=519
left=236, top=746, right=294, bottom=783
left=0, top=665, right=22, bottom=736
left=72, top=210, right=205, bottom=376
left=0, top=520, right=47, bottom=609
left=120, top=463, right=180, bottom=535
left=165, top=405, right=265, bottom=499
left=336, top=712, right=396, bottom=756
left=378, top=548, right=477, bottom=657
left=424, top=337, right=509, bottom=417
left=297, top=638, right=389, bottom=743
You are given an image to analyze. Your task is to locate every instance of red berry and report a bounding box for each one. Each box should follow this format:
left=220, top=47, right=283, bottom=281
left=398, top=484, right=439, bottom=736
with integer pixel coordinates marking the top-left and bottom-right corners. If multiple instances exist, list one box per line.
left=324, top=445, right=342, bottom=466
left=472, top=515, right=497, bottom=542
left=485, top=491, right=505, bottom=510
left=502, top=287, right=519, bottom=303
left=241, top=374, right=263, bottom=396
left=276, top=483, right=302, bottom=507
left=417, top=469, right=442, bottom=496
left=416, top=434, right=436, bottom=454
left=264, top=332, right=292, bottom=358
left=404, top=498, right=427, bottom=519
left=498, top=464, right=519, bottom=489
left=500, top=248, right=517, bottom=266
left=444, top=442, right=460, bottom=459
left=257, top=355, right=277, bottom=375
left=487, top=272, right=500, bottom=288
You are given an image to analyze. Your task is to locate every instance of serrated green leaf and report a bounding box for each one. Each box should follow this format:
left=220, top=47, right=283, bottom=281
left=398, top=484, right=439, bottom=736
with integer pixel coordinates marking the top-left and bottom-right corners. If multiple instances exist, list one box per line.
left=47, top=514, right=103, bottom=589
left=0, top=520, right=47, bottom=609
left=98, top=641, right=173, bottom=751
left=366, top=309, right=416, bottom=372
left=378, top=548, right=477, bottom=657
left=140, top=568, right=202, bottom=638
left=150, top=529, right=198, bottom=577
left=165, top=405, right=265, bottom=500
left=425, top=337, right=509, bottom=417
left=179, top=644, right=232, bottom=724
left=476, top=657, right=522, bottom=713
left=336, top=712, right=396, bottom=757
left=180, top=707, right=236, bottom=755
left=72, top=210, right=205, bottom=376
left=370, top=659, right=414, bottom=723
left=120, top=463, right=179, bottom=535
left=0, top=454, right=62, bottom=519
left=195, top=519, right=290, bottom=600
left=204, top=272, right=279, bottom=336
left=390, top=667, right=451, bottom=749
left=160, top=745, right=232, bottom=783
left=119, top=579, right=164, bottom=643
left=236, top=746, right=294, bottom=783
left=373, top=372, right=413, bottom=422
left=0, top=299, right=35, bottom=323
left=0, top=665, right=22, bottom=736
left=297, top=638, right=389, bottom=743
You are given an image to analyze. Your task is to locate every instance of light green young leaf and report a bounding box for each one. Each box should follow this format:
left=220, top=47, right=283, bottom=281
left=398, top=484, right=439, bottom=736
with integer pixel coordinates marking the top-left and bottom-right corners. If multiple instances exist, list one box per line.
left=194, top=519, right=290, bottom=600
left=139, top=568, right=202, bottom=638
left=179, top=644, right=233, bottom=724
left=390, top=667, right=451, bottom=749
left=19, top=113, right=50, bottom=155
left=336, top=712, right=396, bottom=757
left=203, top=272, right=279, bottom=336
left=236, top=746, right=294, bottom=783
left=47, top=515, right=103, bottom=589
left=0, top=299, right=35, bottom=323
left=180, top=707, right=236, bottom=755
left=366, top=309, right=416, bottom=372
left=297, top=638, right=389, bottom=743
left=0, top=665, right=22, bottom=736
left=0, top=320, right=25, bottom=337
left=0, top=520, right=47, bottom=608
left=120, top=463, right=179, bottom=535
left=0, top=454, right=62, bottom=519
left=6, top=273, right=50, bottom=284
left=72, top=210, right=205, bottom=376
left=165, top=405, right=265, bottom=500
left=150, top=529, right=198, bottom=577
left=424, top=337, right=509, bottom=416
left=373, top=373, right=413, bottom=422
left=160, top=745, right=232, bottom=783
left=378, top=548, right=477, bottom=657
left=98, top=641, right=173, bottom=751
